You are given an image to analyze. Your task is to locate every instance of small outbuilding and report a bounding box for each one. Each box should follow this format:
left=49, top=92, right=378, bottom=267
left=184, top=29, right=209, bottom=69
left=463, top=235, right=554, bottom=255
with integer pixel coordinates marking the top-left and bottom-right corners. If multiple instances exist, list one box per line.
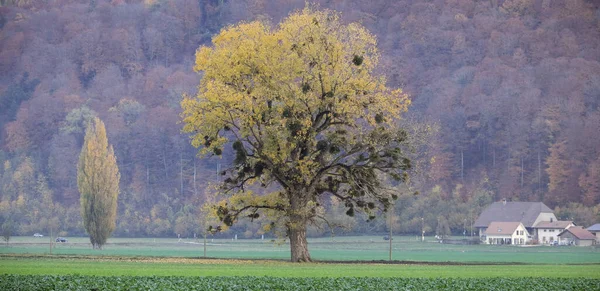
left=558, top=226, right=596, bottom=246
left=586, top=224, right=600, bottom=243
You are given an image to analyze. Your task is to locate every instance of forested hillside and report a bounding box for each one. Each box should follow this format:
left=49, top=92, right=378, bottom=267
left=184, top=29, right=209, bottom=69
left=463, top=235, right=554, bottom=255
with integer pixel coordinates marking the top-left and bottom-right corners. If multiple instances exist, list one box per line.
left=0, top=0, right=599, bottom=238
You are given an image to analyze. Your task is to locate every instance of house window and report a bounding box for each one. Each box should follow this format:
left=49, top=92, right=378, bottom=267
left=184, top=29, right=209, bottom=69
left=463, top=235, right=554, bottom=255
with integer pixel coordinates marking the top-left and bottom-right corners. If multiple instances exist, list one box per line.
left=544, top=229, right=547, bottom=232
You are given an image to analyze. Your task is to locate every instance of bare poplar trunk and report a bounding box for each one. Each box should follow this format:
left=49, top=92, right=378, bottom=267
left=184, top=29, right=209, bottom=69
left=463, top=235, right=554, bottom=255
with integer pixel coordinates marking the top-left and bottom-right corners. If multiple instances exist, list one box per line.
left=537, top=150, right=541, bottom=190
left=520, top=157, right=524, bottom=188
left=163, top=148, right=168, bottom=180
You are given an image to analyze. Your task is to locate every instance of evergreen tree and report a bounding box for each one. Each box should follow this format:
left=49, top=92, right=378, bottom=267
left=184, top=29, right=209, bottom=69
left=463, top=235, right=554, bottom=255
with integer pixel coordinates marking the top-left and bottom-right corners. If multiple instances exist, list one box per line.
left=78, top=117, right=120, bottom=249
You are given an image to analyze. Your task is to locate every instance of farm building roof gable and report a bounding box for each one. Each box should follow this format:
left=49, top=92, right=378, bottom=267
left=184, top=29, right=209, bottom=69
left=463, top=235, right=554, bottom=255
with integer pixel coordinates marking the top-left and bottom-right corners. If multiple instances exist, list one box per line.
left=474, top=202, right=553, bottom=228
left=558, top=226, right=596, bottom=240
left=534, top=221, right=573, bottom=229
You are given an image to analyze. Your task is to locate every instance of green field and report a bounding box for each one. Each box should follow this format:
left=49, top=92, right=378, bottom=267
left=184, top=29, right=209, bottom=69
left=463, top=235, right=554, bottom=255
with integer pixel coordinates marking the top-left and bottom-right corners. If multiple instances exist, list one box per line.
left=2, top=235, right=599, bottom=264
left=2, top=235, right=599, bottom=290
left=1, top=256, right=600, bottom=278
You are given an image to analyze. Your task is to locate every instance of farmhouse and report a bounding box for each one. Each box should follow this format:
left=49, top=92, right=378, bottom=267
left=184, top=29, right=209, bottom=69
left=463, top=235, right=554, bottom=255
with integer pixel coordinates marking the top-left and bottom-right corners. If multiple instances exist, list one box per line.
left=474, top=201, right=556, bottom=242
left=558, top=226, right=596, bottom=246
left=533, top=220, right=575, bottom=245
left=586, top=224, right=600, bottom=243
left=484, top=222, right=529, bottom=245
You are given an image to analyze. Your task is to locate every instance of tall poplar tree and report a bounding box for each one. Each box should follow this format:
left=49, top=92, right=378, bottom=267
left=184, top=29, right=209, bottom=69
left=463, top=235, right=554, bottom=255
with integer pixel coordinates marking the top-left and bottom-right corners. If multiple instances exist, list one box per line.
left=182, top=7, right=412, bottom=262
left=78, top=117, right=120, bottom=249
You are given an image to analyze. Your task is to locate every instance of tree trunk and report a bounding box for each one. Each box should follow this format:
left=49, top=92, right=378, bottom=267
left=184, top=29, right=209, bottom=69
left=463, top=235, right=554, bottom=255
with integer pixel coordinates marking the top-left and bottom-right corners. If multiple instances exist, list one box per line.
left=289, top=223, right=311, bottom=262
left=288, top=191, right=312, bottom=262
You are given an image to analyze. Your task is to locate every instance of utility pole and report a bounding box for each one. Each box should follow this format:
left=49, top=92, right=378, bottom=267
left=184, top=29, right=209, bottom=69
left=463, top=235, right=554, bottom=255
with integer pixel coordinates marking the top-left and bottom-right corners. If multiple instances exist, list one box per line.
left=421, top=217, right=424, bottom=242
left=49, top=226, right=53, bottom=255
left=388, top=210, right=393, bottom=262
left=461, top=150, right=464, bottom=181
left=470, top=212, right=474, bottom=237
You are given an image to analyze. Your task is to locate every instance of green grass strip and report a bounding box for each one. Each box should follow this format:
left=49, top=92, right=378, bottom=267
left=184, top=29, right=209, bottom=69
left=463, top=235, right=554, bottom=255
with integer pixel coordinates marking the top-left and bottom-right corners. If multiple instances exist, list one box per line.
left=1, top=256, right=600, bottom=278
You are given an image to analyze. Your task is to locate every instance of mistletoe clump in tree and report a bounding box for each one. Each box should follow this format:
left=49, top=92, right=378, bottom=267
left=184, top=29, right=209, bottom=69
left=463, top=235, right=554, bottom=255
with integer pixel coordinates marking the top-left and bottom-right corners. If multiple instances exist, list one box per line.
left=182, top=7, right=412, bottom=262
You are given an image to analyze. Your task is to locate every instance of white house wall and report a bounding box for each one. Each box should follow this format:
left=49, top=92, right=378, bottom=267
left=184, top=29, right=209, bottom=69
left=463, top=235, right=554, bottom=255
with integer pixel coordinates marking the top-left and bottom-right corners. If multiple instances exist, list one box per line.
left=484, top=224, right=529, bottom=245
left=486, top=234, right=511, bottom=244
left=538, top=228, right=561, bottom=244
left=512, top=224, right=529, bottom=245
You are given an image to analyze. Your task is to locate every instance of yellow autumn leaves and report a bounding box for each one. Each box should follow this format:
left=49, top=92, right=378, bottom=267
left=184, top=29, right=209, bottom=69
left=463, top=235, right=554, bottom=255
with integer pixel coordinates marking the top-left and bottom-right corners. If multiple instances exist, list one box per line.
left=182, top=7, right=410, bottom=162
left=181, top=7, right=411, bottom=244
left=77, top=118, right=120, bottom=249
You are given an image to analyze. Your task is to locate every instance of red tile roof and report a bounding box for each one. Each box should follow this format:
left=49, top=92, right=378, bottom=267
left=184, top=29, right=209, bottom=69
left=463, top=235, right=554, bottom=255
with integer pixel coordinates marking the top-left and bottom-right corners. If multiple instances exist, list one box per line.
left=485, top=222, right=522, bottom=235
left=559, top=226, right=596, bottom=240
left=534, top=221, right=573, bottom=229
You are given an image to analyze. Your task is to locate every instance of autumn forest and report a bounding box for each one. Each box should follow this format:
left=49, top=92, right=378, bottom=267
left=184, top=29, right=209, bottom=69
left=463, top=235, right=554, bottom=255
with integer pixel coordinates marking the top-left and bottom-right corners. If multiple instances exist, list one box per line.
left=0, top=0, right=599, bottom=238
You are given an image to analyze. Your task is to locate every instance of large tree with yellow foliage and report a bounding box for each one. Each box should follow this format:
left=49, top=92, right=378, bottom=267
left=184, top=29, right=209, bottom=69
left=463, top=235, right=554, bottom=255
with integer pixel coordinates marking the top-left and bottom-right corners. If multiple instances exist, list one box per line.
left=78, top=117, right=120, bottom=249
left=182, top=7, right=411, bottom=262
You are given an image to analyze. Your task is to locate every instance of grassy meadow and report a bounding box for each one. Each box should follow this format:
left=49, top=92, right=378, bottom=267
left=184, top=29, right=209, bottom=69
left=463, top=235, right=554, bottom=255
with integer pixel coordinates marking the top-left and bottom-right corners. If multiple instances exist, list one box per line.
left=2, top=256, right=600, bottom=278
left=1, top=235, right=599, bottom=264
left=1, top=235, right=599, bottom=290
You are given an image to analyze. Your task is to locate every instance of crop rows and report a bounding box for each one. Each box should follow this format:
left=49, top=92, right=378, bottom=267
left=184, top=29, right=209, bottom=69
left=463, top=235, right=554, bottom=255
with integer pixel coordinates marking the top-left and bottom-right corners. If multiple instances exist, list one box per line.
left=1, top=275, right=599, bottom=290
